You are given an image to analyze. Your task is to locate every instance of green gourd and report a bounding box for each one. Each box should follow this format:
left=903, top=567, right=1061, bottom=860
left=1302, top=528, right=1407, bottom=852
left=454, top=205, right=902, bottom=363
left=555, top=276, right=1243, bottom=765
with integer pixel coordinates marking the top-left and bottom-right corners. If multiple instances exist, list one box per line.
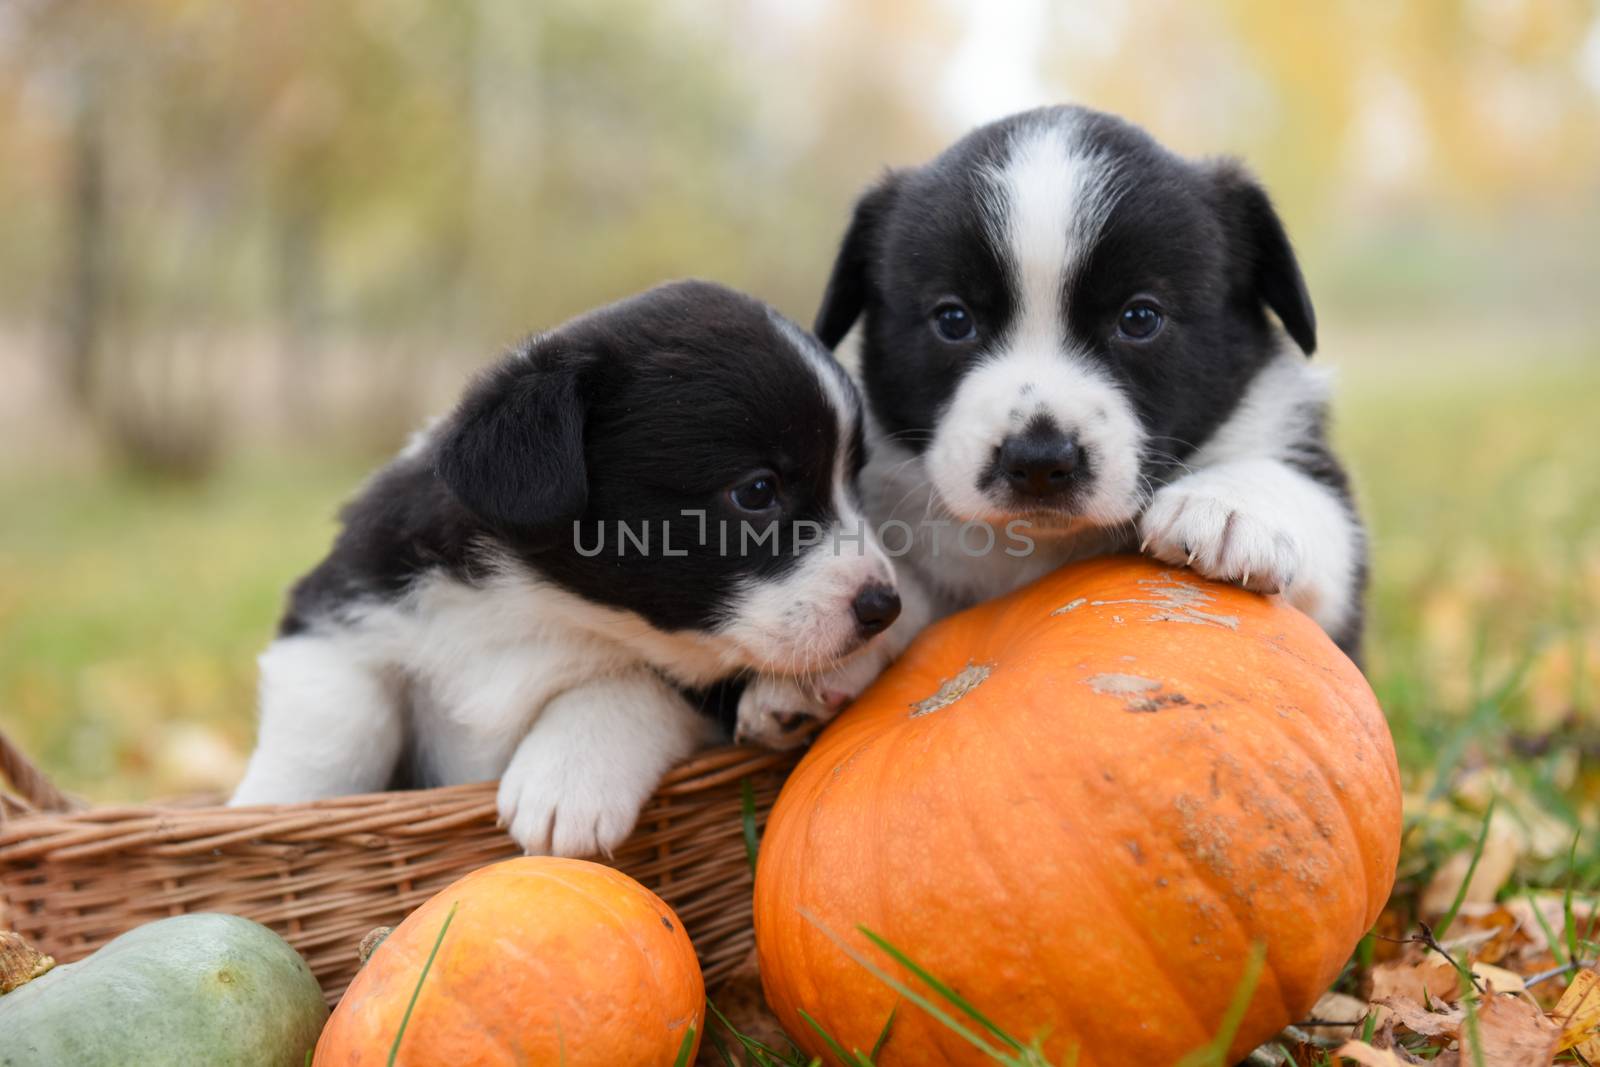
left=0, top=913, right=327, bottom=1066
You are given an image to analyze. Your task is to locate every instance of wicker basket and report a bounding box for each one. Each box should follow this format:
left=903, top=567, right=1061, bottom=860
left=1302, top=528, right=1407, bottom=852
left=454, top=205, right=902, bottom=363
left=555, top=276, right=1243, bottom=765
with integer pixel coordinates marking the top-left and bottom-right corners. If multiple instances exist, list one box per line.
left=0, top=728, right=799, bottom=1003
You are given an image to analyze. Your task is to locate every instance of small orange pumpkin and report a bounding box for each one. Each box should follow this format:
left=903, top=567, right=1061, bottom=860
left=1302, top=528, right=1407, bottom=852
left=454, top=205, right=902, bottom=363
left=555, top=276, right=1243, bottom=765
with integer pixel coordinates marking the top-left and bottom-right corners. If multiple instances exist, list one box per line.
left=315, top=857, right=703, bottom=1067
left=754, top=556, right=1401, bottom=1066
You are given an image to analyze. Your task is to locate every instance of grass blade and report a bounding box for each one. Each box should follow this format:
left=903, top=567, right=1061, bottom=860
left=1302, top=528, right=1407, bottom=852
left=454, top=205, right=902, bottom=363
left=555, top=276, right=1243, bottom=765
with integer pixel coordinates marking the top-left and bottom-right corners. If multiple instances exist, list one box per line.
left=741, top=778, right=760, bottom=876
left=671, top=1023, right=699, bottom=1067
left=1174, top=940, right=1267, bottom=1067
left=707, top=998, right=812, bottom=1065
left=1523, top=885, right=1568, bottom=967
left=799, top=1008, right=871, bottom=1066
left=1565, top=832, right=1582, bottom=967
left=1462, top=992, right=1486, bottom=1067
left=387, top=901, right=458, bottom=1067
left=798, top=910, right=1015, bottom=1063
left=857, top=926, right=1023, bottom=1052
left=869, top=1004, right=898, bottom=1062
left=1435, top=798, right=1496, bottom=940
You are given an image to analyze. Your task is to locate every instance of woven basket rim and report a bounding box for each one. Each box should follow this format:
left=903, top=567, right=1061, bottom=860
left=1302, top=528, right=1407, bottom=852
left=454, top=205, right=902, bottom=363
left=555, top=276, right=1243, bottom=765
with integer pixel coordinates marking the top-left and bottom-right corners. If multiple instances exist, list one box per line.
left=0, top=737, right=793, bottom=858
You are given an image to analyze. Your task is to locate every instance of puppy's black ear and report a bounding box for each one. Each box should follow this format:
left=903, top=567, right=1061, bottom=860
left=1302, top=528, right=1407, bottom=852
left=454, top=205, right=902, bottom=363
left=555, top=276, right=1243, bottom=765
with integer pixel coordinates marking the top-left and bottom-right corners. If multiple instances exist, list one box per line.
left=814, top=172, right=901, bottom=349
left=1213, top=161, right=1317, bottom=356
left=436, top=342, right=590, bottom=531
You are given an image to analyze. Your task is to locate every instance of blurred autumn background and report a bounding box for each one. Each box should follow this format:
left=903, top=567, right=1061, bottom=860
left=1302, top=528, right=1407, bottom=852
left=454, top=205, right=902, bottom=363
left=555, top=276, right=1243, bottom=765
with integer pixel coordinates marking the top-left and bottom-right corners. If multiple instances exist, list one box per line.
left=0, top=0, right=1596, bottom=900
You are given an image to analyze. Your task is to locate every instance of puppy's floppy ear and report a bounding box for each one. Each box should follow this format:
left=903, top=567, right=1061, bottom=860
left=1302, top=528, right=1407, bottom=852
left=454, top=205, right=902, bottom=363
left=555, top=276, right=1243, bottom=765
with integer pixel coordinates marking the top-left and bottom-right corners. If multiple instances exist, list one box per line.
left=1213, top=161, right=1317, bottom=356
left=436, top=341, right=590, bottom=531
left=814, top=172, right=902, bottom=349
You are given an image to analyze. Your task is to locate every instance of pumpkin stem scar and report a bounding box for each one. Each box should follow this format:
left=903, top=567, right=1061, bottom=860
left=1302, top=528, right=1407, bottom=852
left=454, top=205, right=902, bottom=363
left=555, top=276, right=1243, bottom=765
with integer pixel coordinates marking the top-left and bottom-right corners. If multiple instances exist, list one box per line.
left=0, top=931, right=56, bottom=993
left=909, top=662, right=993, bottom=717
left=1088, top=574, right=1241, bottom=630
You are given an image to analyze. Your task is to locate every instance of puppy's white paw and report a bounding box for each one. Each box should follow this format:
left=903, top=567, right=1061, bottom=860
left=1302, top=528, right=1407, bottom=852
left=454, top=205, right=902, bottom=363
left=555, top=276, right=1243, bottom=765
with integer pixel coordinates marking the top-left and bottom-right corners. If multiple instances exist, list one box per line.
left=1140, top=474, right=1303, bottom=595
left=734, top=675, right=831, bottom=750
left=735, top=647, right=894, bottom=750
left=496, top=743, right=650, bottom=858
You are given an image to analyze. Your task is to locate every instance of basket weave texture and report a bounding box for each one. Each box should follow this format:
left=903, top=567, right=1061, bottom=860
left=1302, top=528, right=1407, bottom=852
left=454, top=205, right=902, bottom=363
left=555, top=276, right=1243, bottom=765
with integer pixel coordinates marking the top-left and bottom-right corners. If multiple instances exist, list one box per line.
left=0, top=729, right=798, bottom=1003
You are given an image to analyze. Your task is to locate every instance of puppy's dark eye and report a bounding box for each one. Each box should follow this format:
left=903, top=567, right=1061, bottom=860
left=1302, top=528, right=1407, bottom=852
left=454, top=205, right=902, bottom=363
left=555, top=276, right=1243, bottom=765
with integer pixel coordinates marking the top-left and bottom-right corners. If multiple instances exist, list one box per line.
left=729, top=472, right=780, bottom=513
left=931, top=302, right=975, bottom=342
left=1118, top=300, right=1164, bottom=341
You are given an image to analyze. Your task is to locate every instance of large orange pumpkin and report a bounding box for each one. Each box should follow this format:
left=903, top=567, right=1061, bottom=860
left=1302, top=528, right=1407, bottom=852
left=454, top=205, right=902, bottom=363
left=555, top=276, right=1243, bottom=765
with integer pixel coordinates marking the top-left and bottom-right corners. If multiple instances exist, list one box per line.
left=315, top=857, right=703, bottom=1067
left=754, top=556, right=1401, bottom=1066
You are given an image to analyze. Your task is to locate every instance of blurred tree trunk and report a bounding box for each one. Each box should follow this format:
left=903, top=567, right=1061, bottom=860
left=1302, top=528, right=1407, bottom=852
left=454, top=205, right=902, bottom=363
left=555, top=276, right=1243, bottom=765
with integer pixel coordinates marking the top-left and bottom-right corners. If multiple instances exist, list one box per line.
left=59, top=64, right=109, bottom=412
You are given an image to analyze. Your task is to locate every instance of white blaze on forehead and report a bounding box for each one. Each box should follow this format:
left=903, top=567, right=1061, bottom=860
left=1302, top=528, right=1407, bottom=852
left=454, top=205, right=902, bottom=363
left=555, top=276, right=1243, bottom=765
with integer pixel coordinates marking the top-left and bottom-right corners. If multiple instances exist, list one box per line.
left=921, top=116, right=1143, bottom=528
left=981, top=117, right=1122, bottom=355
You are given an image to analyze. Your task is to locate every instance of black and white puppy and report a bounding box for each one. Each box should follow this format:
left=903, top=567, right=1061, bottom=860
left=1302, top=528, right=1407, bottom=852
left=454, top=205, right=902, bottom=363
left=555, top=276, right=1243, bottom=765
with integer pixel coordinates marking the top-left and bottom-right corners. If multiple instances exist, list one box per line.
left=771, top=105, right=1365, bottom=712
left=231, top=280, right=898, bottom=856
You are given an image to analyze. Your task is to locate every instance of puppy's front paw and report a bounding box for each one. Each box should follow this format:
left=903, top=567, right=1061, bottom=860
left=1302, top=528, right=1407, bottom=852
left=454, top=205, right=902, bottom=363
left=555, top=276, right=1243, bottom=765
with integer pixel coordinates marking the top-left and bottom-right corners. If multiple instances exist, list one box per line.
left=496, top=745, right=650, bottom=858
left=1140, top=476, right=1303, bottom=595
left=734, top=675, right=831, bottom=750
left=735, top=648, right=893, bottom=750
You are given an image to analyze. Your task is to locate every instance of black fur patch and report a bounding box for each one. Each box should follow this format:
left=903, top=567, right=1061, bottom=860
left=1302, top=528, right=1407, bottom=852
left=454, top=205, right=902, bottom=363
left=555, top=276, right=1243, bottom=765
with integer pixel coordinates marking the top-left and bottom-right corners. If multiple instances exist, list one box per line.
left=816, top=105, right=1318, bottom=492
left=284, top=280, right=858, bottom=638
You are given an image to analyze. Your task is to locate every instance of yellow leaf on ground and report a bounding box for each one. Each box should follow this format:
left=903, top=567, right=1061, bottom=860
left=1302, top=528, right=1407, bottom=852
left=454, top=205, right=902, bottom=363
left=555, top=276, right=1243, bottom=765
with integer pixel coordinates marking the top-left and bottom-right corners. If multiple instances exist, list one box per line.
left=1459, top=993, right=1560, bottom=1067
left=1472, top=961, right=1527, bottom=993
left=1553, top=968, right=1600, bottom=1055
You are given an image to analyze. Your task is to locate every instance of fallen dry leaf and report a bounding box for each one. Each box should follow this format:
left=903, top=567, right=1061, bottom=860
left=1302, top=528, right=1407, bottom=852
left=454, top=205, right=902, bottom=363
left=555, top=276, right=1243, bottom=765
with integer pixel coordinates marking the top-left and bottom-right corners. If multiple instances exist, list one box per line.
left=1553, top=968, right=1600, bottom=1056
left=1369, top=953, right=1462, bottom=1004
left=1440, top=913, right=1517, bottom=964
left=1458, top=993, right=1560, bottom=1067
left=1334, top=1040, right=1414, bottom=1066
left=1501, top=894, right=1572, bottom=954
left=1375, top=994, right=1463, bottom=1037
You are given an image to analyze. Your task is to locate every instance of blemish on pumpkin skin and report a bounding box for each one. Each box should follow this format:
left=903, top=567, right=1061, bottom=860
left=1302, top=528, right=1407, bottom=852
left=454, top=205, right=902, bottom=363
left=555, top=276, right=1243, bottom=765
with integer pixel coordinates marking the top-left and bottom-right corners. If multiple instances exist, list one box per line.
left=1174, top=794, right=1237, bottom=883
left=660, top=915, right=674, bottom=932
left=1090, top=574, right=1241, bottom=631
left=1184, top=894, right=1228, bottom=931
left=1051, top=597, right=1088, bottom=615
left=1295, top=852, right=1331, bottom=889
left=1125, top=840, right=1145, bottom=864
left=1084, top=673, right=1191, bottom=713
left=909, top=662, right=993, bottom=717
left=1085, top=673, right=1161, bottom=695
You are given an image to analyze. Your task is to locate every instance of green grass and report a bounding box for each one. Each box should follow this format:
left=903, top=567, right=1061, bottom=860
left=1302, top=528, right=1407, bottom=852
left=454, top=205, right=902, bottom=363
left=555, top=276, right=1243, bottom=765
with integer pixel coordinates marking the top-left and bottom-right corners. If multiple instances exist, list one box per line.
left=1332, top=350, right=1600, bottom=888
left=0, top=451, right=372, bottom=798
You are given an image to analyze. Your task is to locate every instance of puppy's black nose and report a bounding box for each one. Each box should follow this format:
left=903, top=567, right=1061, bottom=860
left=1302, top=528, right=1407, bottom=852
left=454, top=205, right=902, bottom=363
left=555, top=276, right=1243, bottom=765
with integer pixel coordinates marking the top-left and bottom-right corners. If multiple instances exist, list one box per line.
left=851, top=584, right=901, bottom=636
left=996, top=432, right=1081, bottom=499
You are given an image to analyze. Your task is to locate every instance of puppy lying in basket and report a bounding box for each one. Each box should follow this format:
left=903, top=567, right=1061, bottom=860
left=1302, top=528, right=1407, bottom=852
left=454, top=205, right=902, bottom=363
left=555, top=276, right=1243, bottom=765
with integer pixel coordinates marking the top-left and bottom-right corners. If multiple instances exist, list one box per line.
left=232, top=280, right=900, bottom=857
